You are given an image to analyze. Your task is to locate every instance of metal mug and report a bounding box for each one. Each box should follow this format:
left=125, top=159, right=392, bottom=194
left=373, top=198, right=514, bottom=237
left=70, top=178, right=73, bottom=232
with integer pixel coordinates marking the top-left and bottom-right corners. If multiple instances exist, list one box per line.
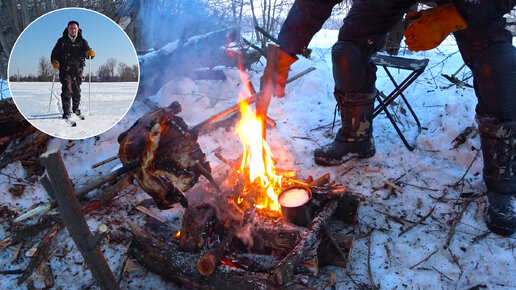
left=279, top=185, right=313, bottom=227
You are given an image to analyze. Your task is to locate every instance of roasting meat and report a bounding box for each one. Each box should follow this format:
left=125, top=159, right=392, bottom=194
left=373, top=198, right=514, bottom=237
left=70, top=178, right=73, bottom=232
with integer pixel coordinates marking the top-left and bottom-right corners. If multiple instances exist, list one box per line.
left=118, top=101, right=210, bottom=209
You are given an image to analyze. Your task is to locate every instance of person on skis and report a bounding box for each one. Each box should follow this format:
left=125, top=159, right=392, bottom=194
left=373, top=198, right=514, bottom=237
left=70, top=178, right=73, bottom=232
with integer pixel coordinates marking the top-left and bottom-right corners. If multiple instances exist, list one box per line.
left=263, top=0, right=516, bottom=236
left=50, top=20, right=95, bottom=120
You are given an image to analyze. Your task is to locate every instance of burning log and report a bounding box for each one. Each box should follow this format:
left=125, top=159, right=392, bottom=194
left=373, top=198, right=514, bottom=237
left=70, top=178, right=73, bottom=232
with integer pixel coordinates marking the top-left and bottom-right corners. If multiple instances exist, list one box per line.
left=270, top=200, right=339, bottom=285
left=127, top=222, right=313, bottom=289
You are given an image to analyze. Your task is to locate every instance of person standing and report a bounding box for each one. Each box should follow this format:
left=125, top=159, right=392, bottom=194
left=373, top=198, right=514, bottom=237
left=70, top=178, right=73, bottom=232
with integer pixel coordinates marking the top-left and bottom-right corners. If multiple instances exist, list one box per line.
left=51, top=20, right=95, bottom=119
left=263, top=0, right=516, bottom=236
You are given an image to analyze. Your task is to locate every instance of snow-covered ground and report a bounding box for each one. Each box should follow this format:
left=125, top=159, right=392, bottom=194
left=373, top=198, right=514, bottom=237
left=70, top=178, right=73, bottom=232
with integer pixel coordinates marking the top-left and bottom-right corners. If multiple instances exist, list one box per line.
left=9, top=82, right=138, bottom=139
left=1, top=31, right=515, bottom=289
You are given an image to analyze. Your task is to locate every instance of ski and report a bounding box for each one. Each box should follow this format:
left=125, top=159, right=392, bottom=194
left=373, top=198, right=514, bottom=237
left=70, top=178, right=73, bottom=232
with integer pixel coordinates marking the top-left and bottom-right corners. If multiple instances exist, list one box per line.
left=64, top=118, right=77, bottom=127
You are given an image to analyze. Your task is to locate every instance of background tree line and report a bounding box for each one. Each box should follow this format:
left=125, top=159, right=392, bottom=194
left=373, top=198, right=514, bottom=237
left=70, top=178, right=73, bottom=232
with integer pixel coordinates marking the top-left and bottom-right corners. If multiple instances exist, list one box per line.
left=1, top=0, right=515, bottom=81
left=9, top=56, right=138, bottom=82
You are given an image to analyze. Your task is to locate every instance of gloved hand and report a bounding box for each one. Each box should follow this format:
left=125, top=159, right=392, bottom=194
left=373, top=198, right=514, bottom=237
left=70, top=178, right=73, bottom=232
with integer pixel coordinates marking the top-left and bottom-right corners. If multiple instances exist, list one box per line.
left=404, top=3, right=467, bottom=52
left=85, top=49, right=95, bottom=59
left=260, top=49, right=297, bottom=98
left=51, top=59, right=59, bottom=69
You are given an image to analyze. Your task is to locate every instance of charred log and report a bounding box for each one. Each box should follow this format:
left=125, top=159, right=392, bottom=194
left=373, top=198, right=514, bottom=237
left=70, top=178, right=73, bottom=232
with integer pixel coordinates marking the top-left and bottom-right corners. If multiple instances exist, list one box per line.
left=128, top=222, right=312, bottom=289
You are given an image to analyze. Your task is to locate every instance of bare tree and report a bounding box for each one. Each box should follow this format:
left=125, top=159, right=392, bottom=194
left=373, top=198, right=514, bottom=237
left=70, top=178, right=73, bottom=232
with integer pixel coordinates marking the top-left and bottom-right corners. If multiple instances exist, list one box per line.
left=105, top=57, right=117, bottom=79
left=37, top=57, right=52, bottom=81
left=97, top=64, right=111, bottom=81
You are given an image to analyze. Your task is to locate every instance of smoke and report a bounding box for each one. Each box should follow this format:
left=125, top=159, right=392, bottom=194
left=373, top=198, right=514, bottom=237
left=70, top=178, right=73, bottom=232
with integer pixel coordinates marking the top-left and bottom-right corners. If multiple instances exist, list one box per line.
left=139, top=0, right=223, bottom=50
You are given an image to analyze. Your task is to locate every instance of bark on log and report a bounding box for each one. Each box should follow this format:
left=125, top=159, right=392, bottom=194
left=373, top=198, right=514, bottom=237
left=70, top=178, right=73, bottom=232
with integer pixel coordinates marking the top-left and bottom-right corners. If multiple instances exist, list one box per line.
left=0, top=99, right=49, bottom=170
left=128, top=222, right=312, bottom=289
left=17, top=222, right=63, bottom=285
left=270, top=200, right=338, bottom=285
left=40, top=150, right=119, bottom=290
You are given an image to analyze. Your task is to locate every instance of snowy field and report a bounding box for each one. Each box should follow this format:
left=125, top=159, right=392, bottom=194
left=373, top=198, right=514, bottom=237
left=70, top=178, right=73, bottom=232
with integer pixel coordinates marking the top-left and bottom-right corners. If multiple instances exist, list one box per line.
left=9, top=82, right=138, bottom=139
left=1, top=31, right=515, bottom=289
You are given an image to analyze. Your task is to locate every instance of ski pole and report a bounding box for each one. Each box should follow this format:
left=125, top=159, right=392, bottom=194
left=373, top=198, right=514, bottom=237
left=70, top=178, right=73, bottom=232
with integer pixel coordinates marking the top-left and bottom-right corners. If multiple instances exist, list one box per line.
left=88, top=56, right=92, bottom=116
left=48, top=70, right=56, bottom=112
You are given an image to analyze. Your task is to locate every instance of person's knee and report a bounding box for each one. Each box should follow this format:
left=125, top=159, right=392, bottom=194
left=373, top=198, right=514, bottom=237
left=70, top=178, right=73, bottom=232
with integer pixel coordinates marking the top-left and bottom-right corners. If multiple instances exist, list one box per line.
left=331, top=40, right=376, bottom=93
left=331, top=41, right=365, bottom=71
left=473, top=43, right=516, bottom=121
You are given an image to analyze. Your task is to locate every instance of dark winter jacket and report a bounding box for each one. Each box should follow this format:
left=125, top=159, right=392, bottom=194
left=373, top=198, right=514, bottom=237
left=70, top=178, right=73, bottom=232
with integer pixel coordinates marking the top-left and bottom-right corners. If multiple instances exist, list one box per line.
left=51, top=28, right=91, bottom=74
left=277, top=0, right=516, bottom=56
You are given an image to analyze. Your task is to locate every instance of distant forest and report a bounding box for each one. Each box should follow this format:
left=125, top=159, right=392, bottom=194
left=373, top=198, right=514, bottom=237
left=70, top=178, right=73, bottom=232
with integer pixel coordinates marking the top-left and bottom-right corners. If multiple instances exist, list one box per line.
left=9, top=57, right=138, bottom=82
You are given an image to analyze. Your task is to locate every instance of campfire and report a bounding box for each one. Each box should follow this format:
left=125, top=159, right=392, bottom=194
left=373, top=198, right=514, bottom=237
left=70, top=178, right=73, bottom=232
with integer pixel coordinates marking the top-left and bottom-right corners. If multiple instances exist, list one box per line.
left=126, top=46, right=362, bottom=288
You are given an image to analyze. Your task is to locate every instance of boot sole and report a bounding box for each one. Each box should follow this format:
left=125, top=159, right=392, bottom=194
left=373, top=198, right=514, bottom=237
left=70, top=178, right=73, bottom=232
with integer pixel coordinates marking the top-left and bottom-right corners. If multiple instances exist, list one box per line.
left=314, top=148, right=375, bottom=167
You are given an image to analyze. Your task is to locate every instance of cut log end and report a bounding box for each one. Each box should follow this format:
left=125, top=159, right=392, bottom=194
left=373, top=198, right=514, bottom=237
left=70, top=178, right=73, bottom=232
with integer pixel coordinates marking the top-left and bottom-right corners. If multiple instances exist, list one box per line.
left=197, top=252, right=217, bottom=276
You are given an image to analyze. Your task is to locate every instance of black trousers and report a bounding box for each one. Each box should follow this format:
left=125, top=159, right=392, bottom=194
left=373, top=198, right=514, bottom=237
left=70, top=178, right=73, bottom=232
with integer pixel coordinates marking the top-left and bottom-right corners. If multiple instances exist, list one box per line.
left=59, top=66, right=83, bottom=114
left=335, top=0, right=516, bottom=122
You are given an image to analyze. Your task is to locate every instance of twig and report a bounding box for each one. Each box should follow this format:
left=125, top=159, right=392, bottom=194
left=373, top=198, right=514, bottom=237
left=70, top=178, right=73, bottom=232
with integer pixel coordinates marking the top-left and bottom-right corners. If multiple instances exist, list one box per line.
left=117, top=254, right=129, bottom=286
left=383, top=181, right=403, bottom=193
left=398, top=181, right=440, bottom=192
left=374, top=209, right=416, bottom=225
left=367, top=232, right=378, bottom=290
left=445, top=197, right=476, bottom=248
left=409, top=249, right=438, bottom=270
left=432, top=266, right=453, bottom=281
left=398, top=206, right=435, bottom=237
left=453, top=150, right=481, bottom=187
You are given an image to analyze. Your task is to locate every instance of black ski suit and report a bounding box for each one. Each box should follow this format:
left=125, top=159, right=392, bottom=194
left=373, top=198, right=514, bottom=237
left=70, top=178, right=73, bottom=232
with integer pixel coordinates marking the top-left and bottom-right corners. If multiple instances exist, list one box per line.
left=278, top=0, right=516, bottom=235
left=51, top=28, right=91, bottom=116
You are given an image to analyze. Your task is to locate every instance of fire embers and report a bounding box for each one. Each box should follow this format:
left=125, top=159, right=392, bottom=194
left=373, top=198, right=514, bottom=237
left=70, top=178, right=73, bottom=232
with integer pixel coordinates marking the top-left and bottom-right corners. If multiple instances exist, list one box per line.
left=118, top=101, right=211, bottom=209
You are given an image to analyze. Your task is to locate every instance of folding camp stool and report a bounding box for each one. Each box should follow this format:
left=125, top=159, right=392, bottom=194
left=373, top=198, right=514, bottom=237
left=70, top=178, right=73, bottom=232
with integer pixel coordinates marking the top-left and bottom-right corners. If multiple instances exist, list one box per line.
left=370, top=54, right=429, bottom=151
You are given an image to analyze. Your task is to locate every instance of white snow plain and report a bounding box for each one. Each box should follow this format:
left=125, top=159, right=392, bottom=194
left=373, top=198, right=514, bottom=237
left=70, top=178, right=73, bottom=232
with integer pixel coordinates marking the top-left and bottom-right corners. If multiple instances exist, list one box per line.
left=9, top=81, right=138, bottom=140
left=1, top=31, right=515, bottom=289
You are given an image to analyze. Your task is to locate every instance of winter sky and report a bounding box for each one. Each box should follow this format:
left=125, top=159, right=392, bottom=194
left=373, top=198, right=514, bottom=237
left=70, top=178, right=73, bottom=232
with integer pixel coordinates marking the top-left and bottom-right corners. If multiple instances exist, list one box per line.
left=8, top=8, right=138, bottom=77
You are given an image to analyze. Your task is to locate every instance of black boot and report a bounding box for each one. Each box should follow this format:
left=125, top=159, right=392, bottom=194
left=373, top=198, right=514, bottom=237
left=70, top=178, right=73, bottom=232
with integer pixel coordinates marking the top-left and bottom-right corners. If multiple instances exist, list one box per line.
left=314, top=92, right=376, bottom=166
left=477, top=116, right=516, bottom=236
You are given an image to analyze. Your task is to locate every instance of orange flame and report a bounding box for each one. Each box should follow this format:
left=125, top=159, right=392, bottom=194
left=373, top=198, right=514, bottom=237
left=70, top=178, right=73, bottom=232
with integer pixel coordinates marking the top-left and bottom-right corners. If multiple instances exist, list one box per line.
left=175, top=231, right=181, bottom=238
left=232, top=62, right=283, bottom=213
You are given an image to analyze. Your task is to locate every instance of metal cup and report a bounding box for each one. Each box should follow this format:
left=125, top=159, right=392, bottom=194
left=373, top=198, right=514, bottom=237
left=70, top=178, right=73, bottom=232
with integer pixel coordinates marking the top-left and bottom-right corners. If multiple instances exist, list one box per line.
left=279, top=185, right=313, bottom=227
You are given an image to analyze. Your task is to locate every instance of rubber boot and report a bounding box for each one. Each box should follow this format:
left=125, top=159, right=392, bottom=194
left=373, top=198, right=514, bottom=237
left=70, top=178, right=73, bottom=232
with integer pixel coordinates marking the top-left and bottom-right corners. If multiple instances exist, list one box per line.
left=314, top=92, right=376, bottom=166
left=477, top=115, right=516, bottom=236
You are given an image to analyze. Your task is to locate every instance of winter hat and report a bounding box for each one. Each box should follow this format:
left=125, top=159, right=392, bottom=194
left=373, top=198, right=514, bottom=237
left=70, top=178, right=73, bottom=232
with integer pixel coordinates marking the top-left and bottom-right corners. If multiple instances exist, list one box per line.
left=67, top=20, right=79, bottom=28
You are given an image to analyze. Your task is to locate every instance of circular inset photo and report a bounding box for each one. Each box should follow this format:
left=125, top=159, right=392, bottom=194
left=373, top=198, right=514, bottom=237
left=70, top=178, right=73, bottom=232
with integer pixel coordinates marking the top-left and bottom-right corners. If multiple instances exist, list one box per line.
left=8, top=8, right=139, bottom=140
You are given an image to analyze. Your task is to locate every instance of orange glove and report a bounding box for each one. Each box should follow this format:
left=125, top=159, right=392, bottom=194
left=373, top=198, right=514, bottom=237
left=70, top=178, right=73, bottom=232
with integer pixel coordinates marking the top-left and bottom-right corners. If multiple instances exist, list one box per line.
left=85, top=49, right=95, bottom=59
left=404, top=3, right=467, bottom=52
left=51, top=59, right=59, bottom=69
left=260, top=49, right=297, bottom=98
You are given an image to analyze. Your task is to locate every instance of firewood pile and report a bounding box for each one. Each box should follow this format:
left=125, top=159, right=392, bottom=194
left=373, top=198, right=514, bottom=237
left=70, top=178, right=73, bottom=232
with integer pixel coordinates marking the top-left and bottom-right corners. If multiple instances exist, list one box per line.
left=127, top=152, right=362, bottom=289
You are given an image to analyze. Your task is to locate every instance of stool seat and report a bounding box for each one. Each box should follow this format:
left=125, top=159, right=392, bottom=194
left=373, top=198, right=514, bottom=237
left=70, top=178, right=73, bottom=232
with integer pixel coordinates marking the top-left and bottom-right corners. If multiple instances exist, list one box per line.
left=371, top=54, right=429, bottom=151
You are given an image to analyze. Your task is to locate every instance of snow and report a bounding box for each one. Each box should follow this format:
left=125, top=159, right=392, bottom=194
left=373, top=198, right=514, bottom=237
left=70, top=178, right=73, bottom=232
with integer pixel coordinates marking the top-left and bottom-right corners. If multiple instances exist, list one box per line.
left=9, top=82, right=138, bottom=139
left=1, top=31, right=515, bottom=289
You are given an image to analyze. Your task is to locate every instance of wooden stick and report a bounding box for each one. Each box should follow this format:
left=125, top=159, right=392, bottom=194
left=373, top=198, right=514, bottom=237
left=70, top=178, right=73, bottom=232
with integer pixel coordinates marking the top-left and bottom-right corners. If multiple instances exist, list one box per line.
left=398, top=207, right=435, bottom=236
left=409, top=249, right=438, bottom=270
left=17, top=222, right=63, bottom=285
left=40, top=149, right=119, bottom=290
left=91, top=155, right=119, bottom=169
left=257, top=44, right=278, bottom=140
left=191, top=67, right=316, bottom=133
left=367, top=232, right=378, bottom=290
